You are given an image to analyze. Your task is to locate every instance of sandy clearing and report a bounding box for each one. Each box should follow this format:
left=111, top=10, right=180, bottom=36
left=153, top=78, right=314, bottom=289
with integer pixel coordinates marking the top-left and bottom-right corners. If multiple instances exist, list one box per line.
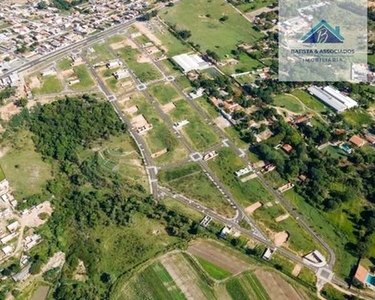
left=273, top=231, right=289, bottom=247
left=131, top=114, right=149, bottom=128
left=188, top=240, right=249, bottom=274
left=135, top=22, right=163, bottom=46
left=245, top=201, right=262, bottom=214
left=255, top=269, right=301, bottom=300
left=160, top=254, right=208, bottom=300
left=241, top=173, right=258, bottom=183
left=275, top=213, right=290, bottom=223
left=214, top=116, right=231, bottom=129
left=124, top=105, right=138, bottom=115
left=61, top=69, right=74, bottom=78
left=0, top=147, right=10, bottom=159
left=111, top=39, right=138, bottom=50
left=0, top=102, right=21, bottom=121
left=292, top=264, right=302, bottom=277
left=29, top=76, right=41, bottom=89
left=161, top=102, right=176, bottom=113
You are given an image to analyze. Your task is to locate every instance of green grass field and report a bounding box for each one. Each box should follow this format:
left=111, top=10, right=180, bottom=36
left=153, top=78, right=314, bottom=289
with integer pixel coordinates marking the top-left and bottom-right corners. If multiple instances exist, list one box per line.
left=220, top=52, right=262, bottom=75
left=91, top=216, right=180, bottom=279
left=32, top=75, right=63, bottom=95
left=123, top=93, right=188, bottom=165
left=70, top=65, right=95, bottom=91
left=291, top=90, right=328, bottom=112
left=342, top=109, right=373, bottom=129
left=161, top=0, right=263, bottom=58
left=236, top=0, right=277, bottom=13
left=158, top=163, right=234, bottom=217
left=196, top=97, right=220, bottom=119
left=107, top=35, right=126, bottom=44
left=0, top=130, right=53, bottom=199
left=207, top=148, right=275, bottom=207
left=149, top=83, right=180, bottom=104
left=272, top=94, right=304, bottom=113
left=0, top=165, right=5, bottom=181
left=196, top=257, right=232, bottom=280
left=168, top=100, right=220, bottom=151
left=117, top=46, right=161, bottom=83
left=283, top=189, right=357, bottom=277
left=88, top=43, right=115, bottom=64
left=155, top=30, right=191, bottom=57
left=57, top=58, right=72, bottom=71
left=368, top=54, right=375, bottom=69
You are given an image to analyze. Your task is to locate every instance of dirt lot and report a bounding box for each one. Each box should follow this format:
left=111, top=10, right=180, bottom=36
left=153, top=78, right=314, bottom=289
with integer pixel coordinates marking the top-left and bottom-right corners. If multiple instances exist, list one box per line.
left=160, top=253, right=208, bottom=300
left=188, top=240, right=249, bottom=274
left=254, top=269, right=301, bottom=300
left=111, top=39, right=138, bottom=50
left=244, top=201, right=262, bottom=214
left=161, top=102, right=176, bottom=113
left=131, top=114, right=149, bottom=128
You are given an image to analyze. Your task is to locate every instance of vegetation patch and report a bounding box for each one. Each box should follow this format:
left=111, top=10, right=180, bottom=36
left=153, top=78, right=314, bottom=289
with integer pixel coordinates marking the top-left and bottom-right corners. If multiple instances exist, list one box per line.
left=272, top=94, right=304, bottom=113
left=158, top=163, right=234, bottom=217
left=149, top=83, right=180, bottom=104
left=196, top=257, right=232, bottom=280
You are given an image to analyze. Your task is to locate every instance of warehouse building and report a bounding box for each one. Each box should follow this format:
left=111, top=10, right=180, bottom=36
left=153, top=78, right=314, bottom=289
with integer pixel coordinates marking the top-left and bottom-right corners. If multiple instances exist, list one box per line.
left=172, top=53, right=211, bottom=73
left=307, top=86, right=358, bottom=113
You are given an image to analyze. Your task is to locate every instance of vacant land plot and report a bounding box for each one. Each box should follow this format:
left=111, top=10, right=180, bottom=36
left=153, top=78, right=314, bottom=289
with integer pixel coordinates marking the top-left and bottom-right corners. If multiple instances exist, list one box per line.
left=0, top=130, right=52, bottom=199
left=32, top=75, right=63, bottom=95
left=188, top=240, right=249, bottom=275
left=149, top=83, right=180, bottom=104
left=272, top=94, right=304, bottom=113
left=342, top=109, right=373, bottom=129
left=117, top=46, right=161, bottom=83
left=161, top=0, right=263, bottom=58
left=120, top=93, right=188, bottom=165
left=91, top=134, right=148, bottom=190
left=70, top=65, right=95, bottom=91
left=88, top=43, right=115, bottom=64
left=283, top=189, right=357, bottom=277
left=255, top=270, right=301, bottom=300
left=92, top=216, right=180, bottom=279
left=221, top=53, right=262, bottom=75
left=158, top=163, right=233, bottom=217
left=57, top=58, right=72, bottom=71
left=291, top=90, right=328, bottom=112
left=155, top=30, right=191, bottom=57
left=168, top=100, right=220, bottom=151
left=208, top=148, right=275, bottom=207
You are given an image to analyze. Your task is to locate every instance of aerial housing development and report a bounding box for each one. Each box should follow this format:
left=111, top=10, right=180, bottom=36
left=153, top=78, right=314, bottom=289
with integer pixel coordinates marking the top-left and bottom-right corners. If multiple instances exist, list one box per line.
left=0, top=0, right=374, bottom=300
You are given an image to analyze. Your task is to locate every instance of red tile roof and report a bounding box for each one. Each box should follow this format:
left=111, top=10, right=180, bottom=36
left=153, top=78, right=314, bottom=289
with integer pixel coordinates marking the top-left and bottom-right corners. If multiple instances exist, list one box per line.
left=354, top=264, right=368, bottom=283
left=349, top=135, right=366, bottom=147
left=282, top=144, right=293, bottom=153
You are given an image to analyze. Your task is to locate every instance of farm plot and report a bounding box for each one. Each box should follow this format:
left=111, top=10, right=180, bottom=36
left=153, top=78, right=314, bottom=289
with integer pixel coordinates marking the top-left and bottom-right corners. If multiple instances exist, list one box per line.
left=168, top=99, right=220, bottom=151
left=117, top=46, right=162, bottom=83
left=161, top=0, right=263, bottom=58
left=188, top=240, right=249, bottom=275
left=160, top=253, right=217, bottom=300
left=119, top=262, right=186, bottom=300
left=158, top=163, right=234, bottom=218
left=226, top=272, right=270, bottom=300
left=254, top=270, right=301, bottom=300
left=120, top=93, right=188, bottom=165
